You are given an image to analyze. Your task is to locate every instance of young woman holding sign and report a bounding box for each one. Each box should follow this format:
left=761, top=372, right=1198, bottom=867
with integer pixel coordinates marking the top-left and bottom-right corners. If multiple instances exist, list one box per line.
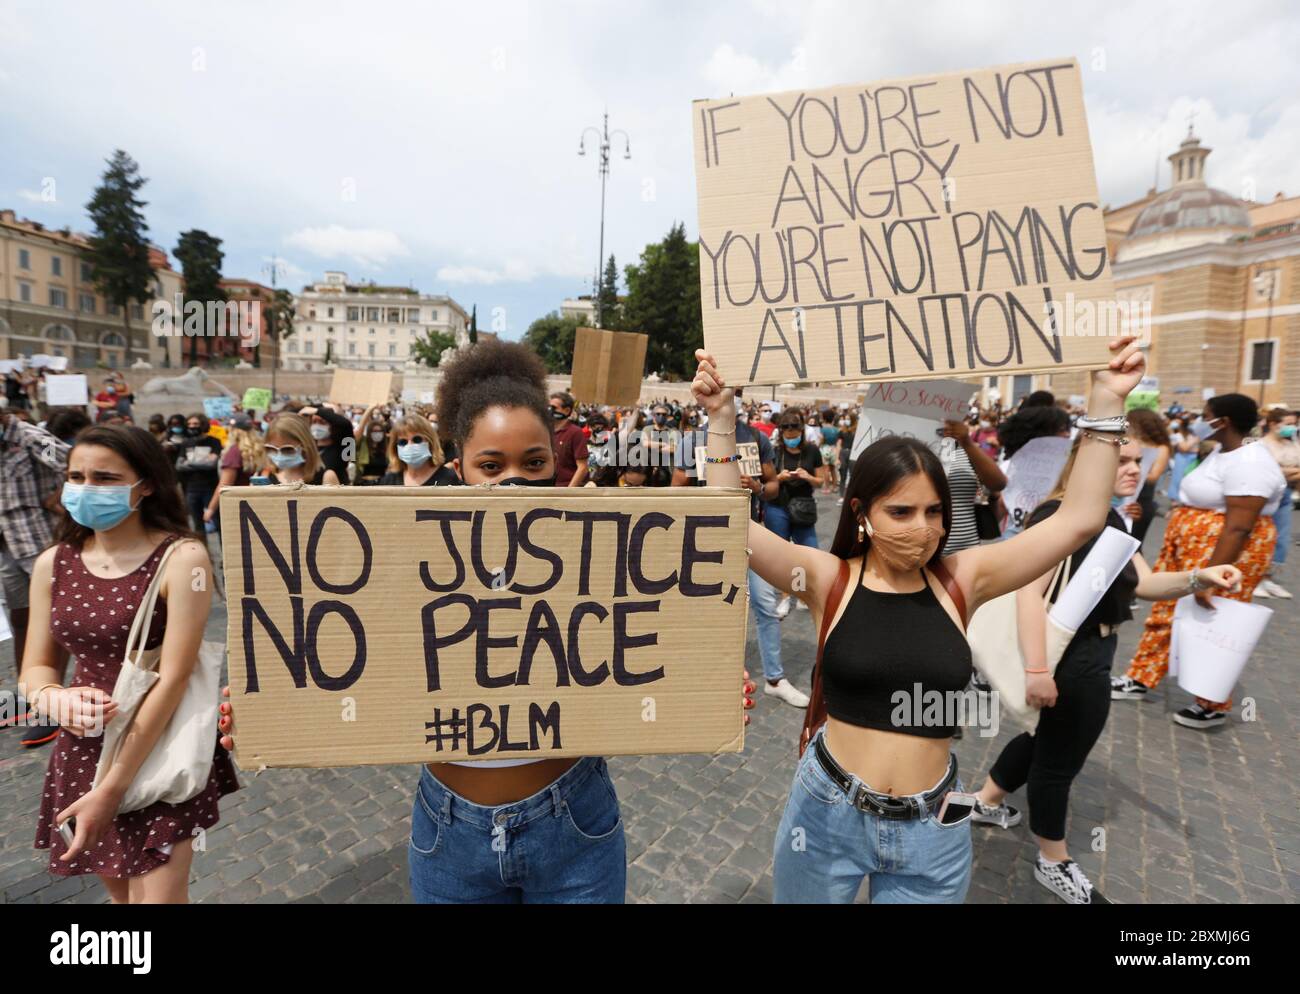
left=219, top=340, right=755, bottom=903
left=968, top=437, right=1239, bottom=904
left=692, top=336, right=1146, bottom=904
left=21, top=425, right=237, bottom=903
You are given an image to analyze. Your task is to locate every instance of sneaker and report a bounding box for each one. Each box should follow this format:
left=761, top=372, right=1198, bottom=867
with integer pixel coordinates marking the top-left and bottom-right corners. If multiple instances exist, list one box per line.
left=775, top=596, right=793, bottom=620
left=763, top=678, right=810, bottom=709
left=1110, top=676, right=1149, bottom=701
left=1258, top=579, right=1292, bottom=599
left=971, top=799, right=1022, bottom=829
left=1174, top=704, right=1227, bottom=730
left=1035, top=855, right=1108, bottom=904
left=19, top=720, right=60, bottom=748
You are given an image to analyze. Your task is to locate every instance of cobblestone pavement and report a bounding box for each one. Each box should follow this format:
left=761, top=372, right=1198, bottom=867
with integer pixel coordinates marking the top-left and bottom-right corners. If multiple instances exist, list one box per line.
left=2, top=493, right=1297, bottom=904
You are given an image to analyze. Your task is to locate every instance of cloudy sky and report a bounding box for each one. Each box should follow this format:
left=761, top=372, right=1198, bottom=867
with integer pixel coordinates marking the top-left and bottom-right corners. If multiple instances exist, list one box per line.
left=2, top=0, right=1296, bottom=337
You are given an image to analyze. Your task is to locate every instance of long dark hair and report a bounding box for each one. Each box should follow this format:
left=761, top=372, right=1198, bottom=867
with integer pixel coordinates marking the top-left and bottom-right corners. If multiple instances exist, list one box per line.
left=829, top=436, right=952, bottom=567
left=54, top=424, right=199, bottom=548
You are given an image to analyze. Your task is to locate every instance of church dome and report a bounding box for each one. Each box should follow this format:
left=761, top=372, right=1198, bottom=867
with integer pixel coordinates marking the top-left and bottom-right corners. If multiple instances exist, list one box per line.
left=1128, top=185, right=1251, bottom=238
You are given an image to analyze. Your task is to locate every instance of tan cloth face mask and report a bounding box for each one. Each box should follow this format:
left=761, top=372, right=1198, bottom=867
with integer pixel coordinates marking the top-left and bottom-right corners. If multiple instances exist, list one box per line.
left=862, top=517, right=944, bottom=572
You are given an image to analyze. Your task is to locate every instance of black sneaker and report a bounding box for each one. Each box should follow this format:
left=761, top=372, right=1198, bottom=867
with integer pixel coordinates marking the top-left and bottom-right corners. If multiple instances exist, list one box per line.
left=1110, top=676, right=1149, bottom=701
left=1173, top=705, right=1227, bottom=730
left=971, top=799, right=1022, bottom=829
left=1035, top=856, right=1108, bottom=904
left=19, top=720, right=60, bottom=748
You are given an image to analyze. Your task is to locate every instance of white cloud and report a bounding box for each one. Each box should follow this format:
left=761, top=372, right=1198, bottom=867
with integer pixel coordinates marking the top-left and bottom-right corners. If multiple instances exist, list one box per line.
left=283, top=225, right=409, bottom=269
left=16, top=188, right=44, bottom=202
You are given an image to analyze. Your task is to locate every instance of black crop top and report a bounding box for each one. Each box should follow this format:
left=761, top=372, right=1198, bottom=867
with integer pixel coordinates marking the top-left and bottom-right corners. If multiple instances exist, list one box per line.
left=820, top=561, right=973, bottom=738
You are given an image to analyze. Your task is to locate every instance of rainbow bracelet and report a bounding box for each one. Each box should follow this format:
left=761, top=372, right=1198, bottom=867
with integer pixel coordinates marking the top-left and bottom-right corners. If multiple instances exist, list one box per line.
left=704, top=453, right=741, bottom=464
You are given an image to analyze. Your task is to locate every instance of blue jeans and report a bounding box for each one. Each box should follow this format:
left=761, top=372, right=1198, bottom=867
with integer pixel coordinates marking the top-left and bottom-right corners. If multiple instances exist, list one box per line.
left=764, top=501, right=820, bottom=549
left=1272, top=489, right=1292, bottom=566
left=409, top=757, right=626, bottom=903
left=772, top=730, right=972, bottom=903
left=748, top=569, right=783, bottom=682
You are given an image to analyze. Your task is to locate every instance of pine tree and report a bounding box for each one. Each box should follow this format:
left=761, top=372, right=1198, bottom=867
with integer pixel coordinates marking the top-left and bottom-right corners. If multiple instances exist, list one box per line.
left=173, top=230, right=227, bottom=365
left=84, top=150, right=154, bottom=364
left=597, top=254, right=621, bottom=329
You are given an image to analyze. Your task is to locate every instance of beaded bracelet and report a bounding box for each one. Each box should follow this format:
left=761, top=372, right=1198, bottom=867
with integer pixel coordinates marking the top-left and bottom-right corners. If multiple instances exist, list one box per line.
left=705, top=453, right=741, bottom=464
left=1079, top=428, right=1129, bottom=447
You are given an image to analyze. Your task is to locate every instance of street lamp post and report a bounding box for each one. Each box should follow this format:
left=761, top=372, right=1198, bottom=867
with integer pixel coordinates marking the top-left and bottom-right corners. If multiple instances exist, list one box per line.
left=1252, top=270, right=1276, bottom=407
left=578, top=111, right=630, bottom=329
left=262, top=256, right=286, bottom=406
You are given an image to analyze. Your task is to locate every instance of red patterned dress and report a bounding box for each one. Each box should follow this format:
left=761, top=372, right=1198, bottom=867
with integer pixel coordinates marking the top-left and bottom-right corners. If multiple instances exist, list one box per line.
left=34, top=535, right=239, bottom=878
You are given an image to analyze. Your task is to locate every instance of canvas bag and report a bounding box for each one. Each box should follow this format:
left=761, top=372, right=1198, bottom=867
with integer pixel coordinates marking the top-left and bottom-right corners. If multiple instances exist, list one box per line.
left=91, top=540, right=224, bottom=814
left=966, top=557, right=1072, bottom=733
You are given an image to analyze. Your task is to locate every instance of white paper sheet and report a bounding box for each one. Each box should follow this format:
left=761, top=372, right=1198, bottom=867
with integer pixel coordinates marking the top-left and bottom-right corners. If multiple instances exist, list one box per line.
left=1170, top=595, right=1272, bottom=702
left=45, top=374, right=89, bottom=407
left=1000, top=436, right=1072, bottom=538
left=1047, top=527, right=1141, bottom=632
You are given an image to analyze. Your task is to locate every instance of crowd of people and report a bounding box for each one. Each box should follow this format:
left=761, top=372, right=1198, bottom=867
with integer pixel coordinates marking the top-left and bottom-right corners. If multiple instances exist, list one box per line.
left=1, top=336, right=1296, bottom=905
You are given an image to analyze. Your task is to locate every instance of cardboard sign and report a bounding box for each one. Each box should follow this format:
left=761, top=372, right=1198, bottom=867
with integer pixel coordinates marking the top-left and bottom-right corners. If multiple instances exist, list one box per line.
left=242, top=387, right=272, bottom=413
left=220, top=486, right=750, bottom=768
left=848, top=378, right=976, bottom=461
left=204, top=396, right=235, bottom=421
left=693, top=58, right=1116, bottom=386
left=1000, top=435, right=1072, bottom=536
left=329, top=369, right=393, bottom=408
left=694, top=441, right=762, bottom=482
left=570, top=327, right=649, bottom=406
left=30, top=354, right=69, bottom=371
left=0, top=359, right=24, bottom=374
left=44, top=374, right=89, bottom=408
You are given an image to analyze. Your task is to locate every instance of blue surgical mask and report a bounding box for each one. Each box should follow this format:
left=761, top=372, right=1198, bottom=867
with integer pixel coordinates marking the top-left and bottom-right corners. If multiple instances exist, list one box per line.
left=1280, top=425, right=1296, bottom=440
left=398, top=440, right=432, bottom=466
left=61, top=480, right=143, bottom=532
left=783, top=436, right=801, bottom=450
left=1191, top=418, right=1220, bottom=441
left=269, top=451, right=305, bottom=470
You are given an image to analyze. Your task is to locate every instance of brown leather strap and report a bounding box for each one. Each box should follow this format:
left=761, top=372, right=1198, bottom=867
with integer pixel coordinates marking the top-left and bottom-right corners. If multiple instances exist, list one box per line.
left=928, top=558, right=968, bottom=631
left=799, top=558, right=852, bottom=757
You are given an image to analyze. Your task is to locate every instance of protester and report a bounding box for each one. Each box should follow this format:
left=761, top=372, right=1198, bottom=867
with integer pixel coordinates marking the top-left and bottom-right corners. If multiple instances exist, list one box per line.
left=548, top=391, right=589, bottom=487
left=836, top=411, right=856, bottom=502
left=1256, top=408, right=1299, bottom=598
left=970, top=437, right=1240, bottom=904
left=819, top=416, right=841, bottom=494
left=45, top=409, right=92, bottom=447
left=296, top=404, right=355, bottom=483
left=1113, top=394, right=1287, bottom=728
left=355, top=405, right=392, bottom=481
left=1166, top=414, right=1199, bottom=504
left=147, top=414, right=168, bottom=445
left=0, top=406, right=70, bottom=745
left=204, top=414, right=265, bottom=530
left=938, top=418, right=1007, bottom=555
left=19, top=424, right=237, bottom=903
left=364, top=411, right=459, bottom=486
left=173, top=412, right=223, bottom=536
left=768, top=410, right=825, bottom=550
left=259, top=413, right=340, bottom=485
left=1125, top=408, right=1172, bottom=548
left=693, top=335, right=1145, bottom=904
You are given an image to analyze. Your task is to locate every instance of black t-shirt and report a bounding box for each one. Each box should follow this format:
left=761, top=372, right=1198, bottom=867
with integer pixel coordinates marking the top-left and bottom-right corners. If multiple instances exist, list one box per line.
left=175, top=435, right=223, bottom=492
left=1026, top=499, right=1138, bottom=629
left=370, top=465, right=460, bottom=487
left=773, top=442, right=822, bottom=507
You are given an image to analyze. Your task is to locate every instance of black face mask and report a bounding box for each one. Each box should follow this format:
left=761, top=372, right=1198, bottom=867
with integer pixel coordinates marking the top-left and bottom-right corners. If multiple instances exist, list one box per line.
left=496, top=475, right=556, bottom=488
left=185, top=426, right=202, bottom=437
left=550, top=408, right=569, bottom=421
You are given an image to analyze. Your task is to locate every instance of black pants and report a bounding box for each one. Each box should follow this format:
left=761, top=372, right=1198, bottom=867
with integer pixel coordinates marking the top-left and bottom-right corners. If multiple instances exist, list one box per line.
left=1131, top=480, right=1157, bottom=548
left=185, top=486, right=219, bottom=544
left=988, top=630, right=1115, bottom=841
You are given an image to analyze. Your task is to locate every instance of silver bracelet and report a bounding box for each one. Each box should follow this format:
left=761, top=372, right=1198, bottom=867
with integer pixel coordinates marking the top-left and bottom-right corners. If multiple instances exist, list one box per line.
left=1075, top=415, right=1129, bottom=433
left=1188, top=568, right=1209, bottom=593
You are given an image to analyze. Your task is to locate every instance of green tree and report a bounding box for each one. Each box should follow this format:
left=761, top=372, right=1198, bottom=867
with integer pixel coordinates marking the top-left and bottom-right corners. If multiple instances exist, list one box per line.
left=596, top=253, right=621, bottom=329
left=621, top=222, right=701, bottom=379
left=411, top=329, right=457, bottom=368
left=259, top=286, right=295, bottom=379
left=468, top=304, right=478, bottom=344
left=173, top=229, right=227, bottom=365
left=84, top=150, right=154, bottom=365
left=523, top=311, right=581, bottom=374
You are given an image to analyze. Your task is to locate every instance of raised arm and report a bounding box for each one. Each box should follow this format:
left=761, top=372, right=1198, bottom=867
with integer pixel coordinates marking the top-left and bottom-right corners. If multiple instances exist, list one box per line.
left=948, top=337, right=1146, bottom=613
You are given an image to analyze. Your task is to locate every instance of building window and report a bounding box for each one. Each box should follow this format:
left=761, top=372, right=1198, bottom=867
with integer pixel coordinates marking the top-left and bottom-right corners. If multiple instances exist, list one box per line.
left=304, top=341, right=313, bottom=355
left=1011, top=373, right=1032, bottom=405
left=51, top=256, right=62, bottom=277
left=18, top=248, right=31, bottom=269
left=327, top=306, right=335, bottom=318
left=1248, top=340, right=1277, bottom=382
left=347, top=306, right=360, bottom=321
left=79, top=293, right=96, bottom=313
left=368, top=343, right=375, bottom=357
left=81, top=262, right=93, bottom=282
left=107, top=302, right=120, bottom=316
left=372, top=328, right=378, bottom=335
left=366, top=307, right=379, bottom=321
left=130, top=303, right=144, bottom=320
left=389, top=343, right=396, bottom=356
left=386, top=308, right=401, bottom=323
left=348, top=342, right=356, bottom=355
left=49, top=288, right=68, bottom=308
left=429, top=309, right=438, bottom=322
left=18, top=281, right=32, bottom=303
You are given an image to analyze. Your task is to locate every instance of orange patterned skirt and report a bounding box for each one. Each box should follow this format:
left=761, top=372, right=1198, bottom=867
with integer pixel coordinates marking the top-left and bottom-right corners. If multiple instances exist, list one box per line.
left=1125, top=504, right=1276, bottom=711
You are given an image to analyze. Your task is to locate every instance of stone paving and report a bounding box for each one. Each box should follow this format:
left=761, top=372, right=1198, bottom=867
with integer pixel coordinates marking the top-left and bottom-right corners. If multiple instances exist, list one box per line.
left=2, top=492, right=1296, bottom=904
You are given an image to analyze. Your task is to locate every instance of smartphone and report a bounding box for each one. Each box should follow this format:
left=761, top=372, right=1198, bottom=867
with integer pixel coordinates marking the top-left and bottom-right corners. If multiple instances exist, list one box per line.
left=938, top=791, right=977, bottom=825
left=250, top=476, right=272, bottom=486
left=58, top=818, right=76, bottom=847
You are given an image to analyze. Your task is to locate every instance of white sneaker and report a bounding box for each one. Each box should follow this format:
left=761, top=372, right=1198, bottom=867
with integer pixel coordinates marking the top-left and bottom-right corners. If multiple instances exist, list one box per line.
left=1258, top=579, right=1292, bottom=599
left=763, top=679, right=810, bottom=708
left=775, top=596, right=793, bottom=620
left=1035, top=855, right=1108, bottom=904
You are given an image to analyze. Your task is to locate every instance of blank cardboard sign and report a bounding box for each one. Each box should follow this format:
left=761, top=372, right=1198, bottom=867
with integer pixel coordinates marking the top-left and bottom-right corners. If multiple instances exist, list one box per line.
left=328, top=368, right=393, bottom=408
left=220, top=486, right=749, bottom=768
left=693, top=58, right=1117, bottom=387
left=570, top=327, right=649, bottom=406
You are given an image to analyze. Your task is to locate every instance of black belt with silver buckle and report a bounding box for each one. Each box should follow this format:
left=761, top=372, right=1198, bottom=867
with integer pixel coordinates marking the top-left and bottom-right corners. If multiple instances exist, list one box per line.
left=813, top=734, right=958, bottom=820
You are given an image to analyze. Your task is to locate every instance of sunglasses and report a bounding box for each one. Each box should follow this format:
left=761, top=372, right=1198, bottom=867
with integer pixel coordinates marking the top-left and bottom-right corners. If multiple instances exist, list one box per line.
left=264, top=444, right=302, bottom=457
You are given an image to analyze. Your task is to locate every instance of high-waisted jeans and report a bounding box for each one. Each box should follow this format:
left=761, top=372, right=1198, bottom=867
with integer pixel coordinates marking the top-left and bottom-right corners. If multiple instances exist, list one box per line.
left=408, top=756, right=626, bottom=903
left=772, top=729, right=972, bottom=903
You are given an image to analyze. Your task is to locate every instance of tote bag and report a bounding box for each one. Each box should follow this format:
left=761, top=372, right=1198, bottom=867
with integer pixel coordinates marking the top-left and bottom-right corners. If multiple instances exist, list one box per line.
left=91, top=541, right=224, bottom=814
